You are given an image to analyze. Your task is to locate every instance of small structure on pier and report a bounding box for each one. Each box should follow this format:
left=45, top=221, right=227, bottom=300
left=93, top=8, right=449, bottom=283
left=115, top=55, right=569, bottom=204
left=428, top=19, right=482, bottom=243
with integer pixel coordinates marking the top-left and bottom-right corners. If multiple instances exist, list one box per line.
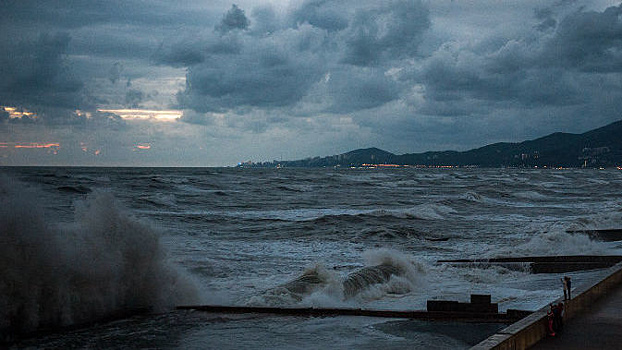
left=427, top=294, right=498, bottom=314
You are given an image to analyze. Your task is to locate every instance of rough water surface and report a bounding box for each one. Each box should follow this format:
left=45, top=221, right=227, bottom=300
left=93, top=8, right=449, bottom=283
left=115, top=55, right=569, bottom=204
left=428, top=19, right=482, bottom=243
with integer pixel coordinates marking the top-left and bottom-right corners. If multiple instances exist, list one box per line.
left=2, top=167, right=622, bottom=349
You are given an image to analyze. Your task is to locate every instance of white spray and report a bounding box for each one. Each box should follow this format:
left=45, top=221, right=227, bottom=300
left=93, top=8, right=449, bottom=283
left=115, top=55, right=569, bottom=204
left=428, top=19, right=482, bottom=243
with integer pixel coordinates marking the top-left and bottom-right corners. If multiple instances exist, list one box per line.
left=0, top=177, right=198, bottom=339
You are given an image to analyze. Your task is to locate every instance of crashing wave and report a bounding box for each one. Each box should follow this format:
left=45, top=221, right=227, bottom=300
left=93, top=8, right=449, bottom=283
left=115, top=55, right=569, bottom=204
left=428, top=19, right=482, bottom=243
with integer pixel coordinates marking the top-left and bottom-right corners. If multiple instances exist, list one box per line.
left=251, top=249, right=426, bottom=306
left=0, top=177, right=198, bottom=341
left=342, top=264, right=403, bottom=299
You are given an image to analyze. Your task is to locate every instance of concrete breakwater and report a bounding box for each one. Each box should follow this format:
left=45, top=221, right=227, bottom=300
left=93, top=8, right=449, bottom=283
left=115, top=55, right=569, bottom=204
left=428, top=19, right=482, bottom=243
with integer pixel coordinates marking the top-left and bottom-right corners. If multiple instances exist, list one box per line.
left=470, top=260, right=622, bottom=350
left=438, top=255, right=622, bottom=274
left=566, top=228, right=622, bottom=242
left=177, top=299, right=531, bottom=323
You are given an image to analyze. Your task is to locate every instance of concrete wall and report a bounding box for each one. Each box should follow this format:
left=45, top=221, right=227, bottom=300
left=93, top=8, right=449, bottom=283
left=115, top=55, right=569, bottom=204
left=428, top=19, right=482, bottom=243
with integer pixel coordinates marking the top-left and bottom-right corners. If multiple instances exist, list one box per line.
left=470, top=261, right=622, bottom=350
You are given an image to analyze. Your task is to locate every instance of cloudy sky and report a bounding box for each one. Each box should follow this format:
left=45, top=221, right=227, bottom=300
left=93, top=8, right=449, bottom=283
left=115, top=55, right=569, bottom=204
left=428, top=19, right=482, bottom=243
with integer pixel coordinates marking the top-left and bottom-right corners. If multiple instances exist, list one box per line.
left=1, top=0, right=621, bottom=166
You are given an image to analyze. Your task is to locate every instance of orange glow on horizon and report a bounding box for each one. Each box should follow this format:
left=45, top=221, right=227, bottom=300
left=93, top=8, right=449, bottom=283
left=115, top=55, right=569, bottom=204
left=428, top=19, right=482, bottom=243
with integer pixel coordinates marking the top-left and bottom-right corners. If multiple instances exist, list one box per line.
left=0, top=142, right=60, bottom=155
left=2, top=106, right=38, bottom=120
left=135, top=143, right=151, bottom=150
left=13, top=143, right=60, bottom=149
left=98, top=108, right=181, bottom=122
left=1, top=142, right=60, bottom=149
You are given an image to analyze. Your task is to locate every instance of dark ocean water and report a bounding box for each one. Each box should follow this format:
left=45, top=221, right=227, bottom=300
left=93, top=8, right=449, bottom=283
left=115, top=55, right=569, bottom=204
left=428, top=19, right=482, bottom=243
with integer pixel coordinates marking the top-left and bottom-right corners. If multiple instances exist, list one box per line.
left=2, top=167, right=622, bottom=349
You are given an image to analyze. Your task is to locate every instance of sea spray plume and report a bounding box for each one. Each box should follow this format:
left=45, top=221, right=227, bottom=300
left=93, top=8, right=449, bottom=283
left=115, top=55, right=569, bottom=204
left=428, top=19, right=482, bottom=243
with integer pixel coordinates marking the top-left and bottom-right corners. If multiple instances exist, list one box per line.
left=0, top=178, right=198, bottom=341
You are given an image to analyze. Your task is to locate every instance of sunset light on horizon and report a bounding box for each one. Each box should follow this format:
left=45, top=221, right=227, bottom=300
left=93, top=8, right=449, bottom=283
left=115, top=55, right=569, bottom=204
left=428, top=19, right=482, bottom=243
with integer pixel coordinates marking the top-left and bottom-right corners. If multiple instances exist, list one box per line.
left=97, top=109, right=182, bottom=122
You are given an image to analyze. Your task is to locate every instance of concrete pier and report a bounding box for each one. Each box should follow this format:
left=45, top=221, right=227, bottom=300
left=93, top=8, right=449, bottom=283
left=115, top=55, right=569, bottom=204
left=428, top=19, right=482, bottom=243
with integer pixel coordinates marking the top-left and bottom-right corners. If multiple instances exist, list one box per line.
left=177, top=302, right=529, bottom=323
left=470, top=261, right=622, bottom=350
left=530, top=283, right=622, bottom=349
left=439, top=256, right=622, bottom=274
left=566, top=228, right=622, bottom=242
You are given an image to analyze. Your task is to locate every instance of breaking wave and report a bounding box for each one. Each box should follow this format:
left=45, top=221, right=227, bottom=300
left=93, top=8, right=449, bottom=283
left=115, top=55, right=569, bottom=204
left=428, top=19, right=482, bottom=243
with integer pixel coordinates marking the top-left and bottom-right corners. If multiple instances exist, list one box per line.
left=494, top=225, right=609, bottom=257
left=247, top=265, right=339, bottom=306
left=248, top=249, right=427, bottom=306
left=0, top=177, right=198, bottom=341
left=349, top=249, right=427, bottom=302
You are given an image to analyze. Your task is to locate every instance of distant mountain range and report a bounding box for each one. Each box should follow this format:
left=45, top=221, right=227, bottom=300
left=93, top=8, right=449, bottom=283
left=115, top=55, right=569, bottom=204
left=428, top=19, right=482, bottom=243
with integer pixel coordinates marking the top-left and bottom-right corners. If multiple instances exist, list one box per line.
left=242, top=119, right=622, bottom=168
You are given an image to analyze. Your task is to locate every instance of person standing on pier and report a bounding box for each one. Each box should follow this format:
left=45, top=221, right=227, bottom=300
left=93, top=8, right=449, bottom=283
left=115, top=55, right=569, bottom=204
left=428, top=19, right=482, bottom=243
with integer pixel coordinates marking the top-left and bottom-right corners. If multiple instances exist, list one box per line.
left=562, top=276, right=571, bottom=300
left=547, top=304, right=556, bottom=337
left=552, top=302, right=564, bottom=333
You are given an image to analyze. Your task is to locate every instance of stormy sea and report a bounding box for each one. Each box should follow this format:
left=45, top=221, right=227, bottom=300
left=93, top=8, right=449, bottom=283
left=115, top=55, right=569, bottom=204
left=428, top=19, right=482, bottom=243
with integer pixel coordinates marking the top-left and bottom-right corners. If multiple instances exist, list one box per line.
left=2, top=167, right=622, bottom=349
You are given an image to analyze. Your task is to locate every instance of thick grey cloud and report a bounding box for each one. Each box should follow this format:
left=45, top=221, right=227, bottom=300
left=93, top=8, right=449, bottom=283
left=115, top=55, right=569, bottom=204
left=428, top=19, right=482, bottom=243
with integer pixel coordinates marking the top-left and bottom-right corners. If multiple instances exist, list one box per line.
left=341, top=0, right=430, bottom=66
left=541, top=4, right=622, bottom=72
left=0, top=32, right=90, bottom=122
left=3, top=0, right=622, bottom=166
left=534, top=8, right=558, bottom=31
left=1, top=0, right=213, bottom=30
left=175, top=0, right=430, bottom=116
left=0, top=0, right=226, bottom=122
left=108, top=62, right=124, bottom=85
left=153, top=41, right=208, bottom=67
left=324, top=68, right=401, bottom=113
left=179, top=38, right=325, bottom=112
left=216, top=4, right=251, bottom=33
left=292, top=0, right=349, bottom=32
left=125, top=89, right=145, bottom=109
left=416, top=3, right=622, bottom=121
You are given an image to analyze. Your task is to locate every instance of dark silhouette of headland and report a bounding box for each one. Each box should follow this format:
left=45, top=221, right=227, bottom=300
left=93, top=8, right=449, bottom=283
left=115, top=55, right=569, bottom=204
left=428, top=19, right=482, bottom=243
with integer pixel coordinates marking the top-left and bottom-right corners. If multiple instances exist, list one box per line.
left=241, top=119, right=622, bottom=168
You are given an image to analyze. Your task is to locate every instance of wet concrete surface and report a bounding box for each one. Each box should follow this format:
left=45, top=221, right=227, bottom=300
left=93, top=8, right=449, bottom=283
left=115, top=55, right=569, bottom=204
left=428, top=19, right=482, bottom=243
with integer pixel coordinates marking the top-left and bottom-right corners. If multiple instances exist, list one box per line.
left=531, top=284, right=622, bottom=349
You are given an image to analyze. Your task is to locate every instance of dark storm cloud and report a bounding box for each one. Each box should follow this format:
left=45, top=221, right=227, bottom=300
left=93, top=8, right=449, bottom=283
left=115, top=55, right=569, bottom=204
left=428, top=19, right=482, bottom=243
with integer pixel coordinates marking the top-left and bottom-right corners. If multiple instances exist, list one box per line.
left=324, top=68, right=401, bottom=113
left=416, top=3, right=622, bottom=119
left=125, top=89, right=145, bottom=109
left=2, top=0, right=433, bottom=125
left=541, top=4, right=622, bottom=72
left=0, top=0, right=222, bottom=126
left=179, top=31, right=326, bottom=112
left=174, top=0, right=430, bottom=117
left=1, top=0, right=210, bottom=30
left=153, top=41, right=207, bottom=67
left=108, top=62, right=124, bottom=84
left=0, top=29, right=133, bottom=126
left=216, top=4, right=251, bottom=33
left=251, top=6, right=282, bottom=35
left=4, top=0, right=622, bottom=166
left=292, top=0, right=349, bottom=32
left=0, top=32, right=90, bottom=121
left=152, top=34, right=243, bottom=67
left=341, top=0, right=430, bottom=66
left=0, top=109, right=9, bottom=123
left=419, top=46, right=582, bottom=109
left=534, top=8, right=557, bottom=32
